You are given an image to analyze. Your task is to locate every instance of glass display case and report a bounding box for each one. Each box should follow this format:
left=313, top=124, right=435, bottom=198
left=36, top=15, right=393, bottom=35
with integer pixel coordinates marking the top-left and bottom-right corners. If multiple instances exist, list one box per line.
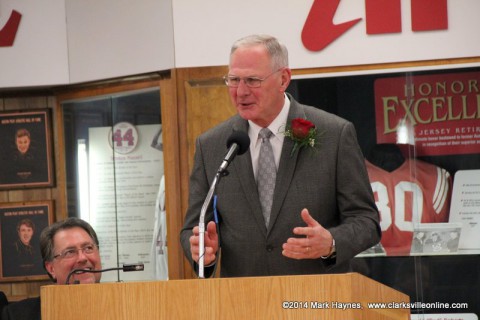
left=288, top=65, right=480, bottom=316
left=61, top=87, right=167, bottom=282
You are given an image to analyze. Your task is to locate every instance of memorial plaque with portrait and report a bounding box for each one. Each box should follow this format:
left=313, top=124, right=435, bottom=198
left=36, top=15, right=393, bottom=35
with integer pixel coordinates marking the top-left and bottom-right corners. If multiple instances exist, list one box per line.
left=0, top=201, right=53, bottom=281
left=0, top=109, right=55, bottom=189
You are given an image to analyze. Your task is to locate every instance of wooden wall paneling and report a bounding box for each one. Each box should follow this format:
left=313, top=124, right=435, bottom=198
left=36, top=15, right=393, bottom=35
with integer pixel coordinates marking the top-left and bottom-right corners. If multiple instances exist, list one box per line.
left=9, top=281, right=50, bottom=302
left=47, top=95, right=59, bottom=216
left=10, top=282, right=27, bottom=298
left=0, top=94, right=57, bottom=302
left=157, top=69, right=233, bottom=280
left=0, top=102, right=8, bottom=203
left=3, top=96, right=48, bottom=111
left=55, top=77, right=162, bottom=102
left=158, top=72, right=186, bottom=280
left=52, top=96, right=67, bottom=222
left=184, top=79, right=236, bottom=172
left=0, top=283, right=11, bottom=296
left=6, top=189, right=52, bottom=203
left=173, top=66, right=232, bottom=279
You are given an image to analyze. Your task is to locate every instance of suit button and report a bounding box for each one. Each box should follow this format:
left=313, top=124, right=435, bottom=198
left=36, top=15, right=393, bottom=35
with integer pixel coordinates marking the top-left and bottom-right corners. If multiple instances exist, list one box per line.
left=266, top=245, right=274, bottom=252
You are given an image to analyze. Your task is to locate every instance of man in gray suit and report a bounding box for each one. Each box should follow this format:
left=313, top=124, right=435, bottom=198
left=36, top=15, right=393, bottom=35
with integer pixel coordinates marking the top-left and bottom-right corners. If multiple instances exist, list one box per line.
left=180, top=34, right=380, bottom=278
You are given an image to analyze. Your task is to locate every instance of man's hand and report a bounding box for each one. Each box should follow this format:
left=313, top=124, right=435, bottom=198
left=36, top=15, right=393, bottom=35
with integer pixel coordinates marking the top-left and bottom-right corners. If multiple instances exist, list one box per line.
left=282, top=208, right=334, bottom=259
left=189, top=221, right=219, bottom=265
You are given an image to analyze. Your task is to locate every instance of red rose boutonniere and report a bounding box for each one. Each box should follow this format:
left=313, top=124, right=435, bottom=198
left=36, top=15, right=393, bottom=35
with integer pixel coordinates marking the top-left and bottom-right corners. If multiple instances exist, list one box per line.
left=284, top=118, right=318, bottom=156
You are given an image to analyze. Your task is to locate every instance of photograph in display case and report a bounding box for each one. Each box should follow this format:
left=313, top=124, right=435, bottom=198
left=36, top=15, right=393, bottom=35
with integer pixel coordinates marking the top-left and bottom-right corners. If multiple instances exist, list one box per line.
left=0, top=201, right=53, bottom=281
left=409, top=222, right=462, bottom=255
left=0, top=109, right=55, bottom=190
left=355, top=242, right=386, bottom=258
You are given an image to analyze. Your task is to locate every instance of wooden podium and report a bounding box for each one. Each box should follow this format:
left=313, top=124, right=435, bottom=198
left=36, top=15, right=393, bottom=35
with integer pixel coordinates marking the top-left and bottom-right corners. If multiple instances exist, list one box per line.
left=41, top=273, right=410, bottom=319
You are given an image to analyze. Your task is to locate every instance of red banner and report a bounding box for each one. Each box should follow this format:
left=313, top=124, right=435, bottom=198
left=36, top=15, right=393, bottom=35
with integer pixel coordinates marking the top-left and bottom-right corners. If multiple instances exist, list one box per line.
left=374, top=71, right=480, bottom=156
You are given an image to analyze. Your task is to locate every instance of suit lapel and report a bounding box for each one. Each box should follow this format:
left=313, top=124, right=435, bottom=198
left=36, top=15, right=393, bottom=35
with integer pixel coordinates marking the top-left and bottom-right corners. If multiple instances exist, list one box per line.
left=268, top=100, right=307, bottom=233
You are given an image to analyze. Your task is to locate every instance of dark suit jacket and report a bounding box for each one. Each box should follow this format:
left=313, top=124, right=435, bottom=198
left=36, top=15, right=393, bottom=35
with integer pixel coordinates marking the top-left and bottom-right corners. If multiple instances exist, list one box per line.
left=0, top=291, right=8, bottom=317
left=1, top=297, right=40, bottom=320
left=180, top=95, right=381, bottom=277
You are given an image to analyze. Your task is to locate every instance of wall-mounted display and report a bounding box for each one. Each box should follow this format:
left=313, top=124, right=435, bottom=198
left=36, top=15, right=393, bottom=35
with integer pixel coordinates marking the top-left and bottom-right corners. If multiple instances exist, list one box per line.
left=0, top=200, right=53, bottom=281
left=289, top=66, right=480, bottom=259
left=61, top=87, right=167, bottom=282
left=0, top=109, right=55, bottom=190
left=288, top=64, right=480, bottom=316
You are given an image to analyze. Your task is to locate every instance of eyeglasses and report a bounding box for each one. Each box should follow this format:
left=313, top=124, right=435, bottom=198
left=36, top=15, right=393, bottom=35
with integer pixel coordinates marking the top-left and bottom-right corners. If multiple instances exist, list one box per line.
left=53, top=244, right=99, bottom=260
left=223, top=68, right=284, bottom=88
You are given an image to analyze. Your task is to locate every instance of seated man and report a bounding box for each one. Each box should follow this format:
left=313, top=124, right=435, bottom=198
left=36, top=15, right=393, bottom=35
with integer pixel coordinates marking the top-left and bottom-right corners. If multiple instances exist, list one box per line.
left=1, top=217, right=102, bottom=320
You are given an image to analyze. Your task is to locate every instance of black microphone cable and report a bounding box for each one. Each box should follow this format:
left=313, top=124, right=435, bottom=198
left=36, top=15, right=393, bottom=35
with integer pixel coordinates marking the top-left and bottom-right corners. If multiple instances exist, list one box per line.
left=65, top=263, right=144, bottom=285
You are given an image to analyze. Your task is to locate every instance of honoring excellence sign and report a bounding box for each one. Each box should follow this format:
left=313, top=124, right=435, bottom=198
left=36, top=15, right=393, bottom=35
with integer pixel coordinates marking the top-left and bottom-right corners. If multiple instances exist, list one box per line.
left=374, top=71, right=480, bottom=156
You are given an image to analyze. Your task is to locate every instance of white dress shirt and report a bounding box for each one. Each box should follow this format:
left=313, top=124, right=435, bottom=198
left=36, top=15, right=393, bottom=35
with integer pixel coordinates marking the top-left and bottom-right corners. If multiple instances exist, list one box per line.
left=249, top=94, right=291, bottom=181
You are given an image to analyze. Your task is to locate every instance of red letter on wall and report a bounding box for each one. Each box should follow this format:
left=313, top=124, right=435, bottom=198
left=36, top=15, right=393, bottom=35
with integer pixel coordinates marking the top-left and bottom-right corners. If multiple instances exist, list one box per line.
left=411, top=0, right=448, bottom=31
left=302, top=0, right=361, bottom=52
left=0, top=10, right=22, bottom=47
left=365, top=0, right=402, bottom=34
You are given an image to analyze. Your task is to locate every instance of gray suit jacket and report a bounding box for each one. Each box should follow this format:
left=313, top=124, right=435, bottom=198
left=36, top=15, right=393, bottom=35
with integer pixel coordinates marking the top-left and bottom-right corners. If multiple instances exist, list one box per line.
left=180, top=95, right=380, bottom=277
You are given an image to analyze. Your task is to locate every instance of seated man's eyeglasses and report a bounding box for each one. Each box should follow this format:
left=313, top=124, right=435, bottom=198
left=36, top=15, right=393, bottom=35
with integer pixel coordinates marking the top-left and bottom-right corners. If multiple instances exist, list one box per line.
left=53, top=244, right=99, bottom=260
left=224, top=68, right=284, bottom=88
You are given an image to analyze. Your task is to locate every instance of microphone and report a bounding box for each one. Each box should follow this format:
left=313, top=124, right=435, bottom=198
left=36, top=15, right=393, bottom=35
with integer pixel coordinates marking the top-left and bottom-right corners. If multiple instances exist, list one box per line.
left=65, top=263, right=145, bottom=285
left=217, top=131, right=250, bottom=174
left=198, top=131, right=249, bottom=278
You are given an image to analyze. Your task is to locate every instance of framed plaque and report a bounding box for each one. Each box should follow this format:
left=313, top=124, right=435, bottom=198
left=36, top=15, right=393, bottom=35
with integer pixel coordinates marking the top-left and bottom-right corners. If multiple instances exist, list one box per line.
left=0, top=201, right=54, bottom=281
left=0, top=109, right=55, bottom=190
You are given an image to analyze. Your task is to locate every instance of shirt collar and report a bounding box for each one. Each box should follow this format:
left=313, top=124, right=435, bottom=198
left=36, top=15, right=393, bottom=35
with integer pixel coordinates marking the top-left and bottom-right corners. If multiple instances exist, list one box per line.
left=249, top=93, right=291, bottom=145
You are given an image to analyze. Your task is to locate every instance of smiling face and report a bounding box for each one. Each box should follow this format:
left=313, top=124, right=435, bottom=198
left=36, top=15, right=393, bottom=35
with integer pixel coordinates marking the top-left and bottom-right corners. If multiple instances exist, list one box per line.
left=44, top=227, right=102, bottom=285
left=228, top=44, right=291, bottom=128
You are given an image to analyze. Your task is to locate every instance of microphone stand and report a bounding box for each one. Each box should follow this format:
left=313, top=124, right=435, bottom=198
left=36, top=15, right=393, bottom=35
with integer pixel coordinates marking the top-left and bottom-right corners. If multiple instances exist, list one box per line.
left=198, top=170, right=224, bottom=279
left=197, top=136, right=247, bottom=278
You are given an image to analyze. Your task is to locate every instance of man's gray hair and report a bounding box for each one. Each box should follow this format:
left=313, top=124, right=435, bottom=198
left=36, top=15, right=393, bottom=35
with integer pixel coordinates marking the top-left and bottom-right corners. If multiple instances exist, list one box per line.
left=230, top=34, right=289, bottom=70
